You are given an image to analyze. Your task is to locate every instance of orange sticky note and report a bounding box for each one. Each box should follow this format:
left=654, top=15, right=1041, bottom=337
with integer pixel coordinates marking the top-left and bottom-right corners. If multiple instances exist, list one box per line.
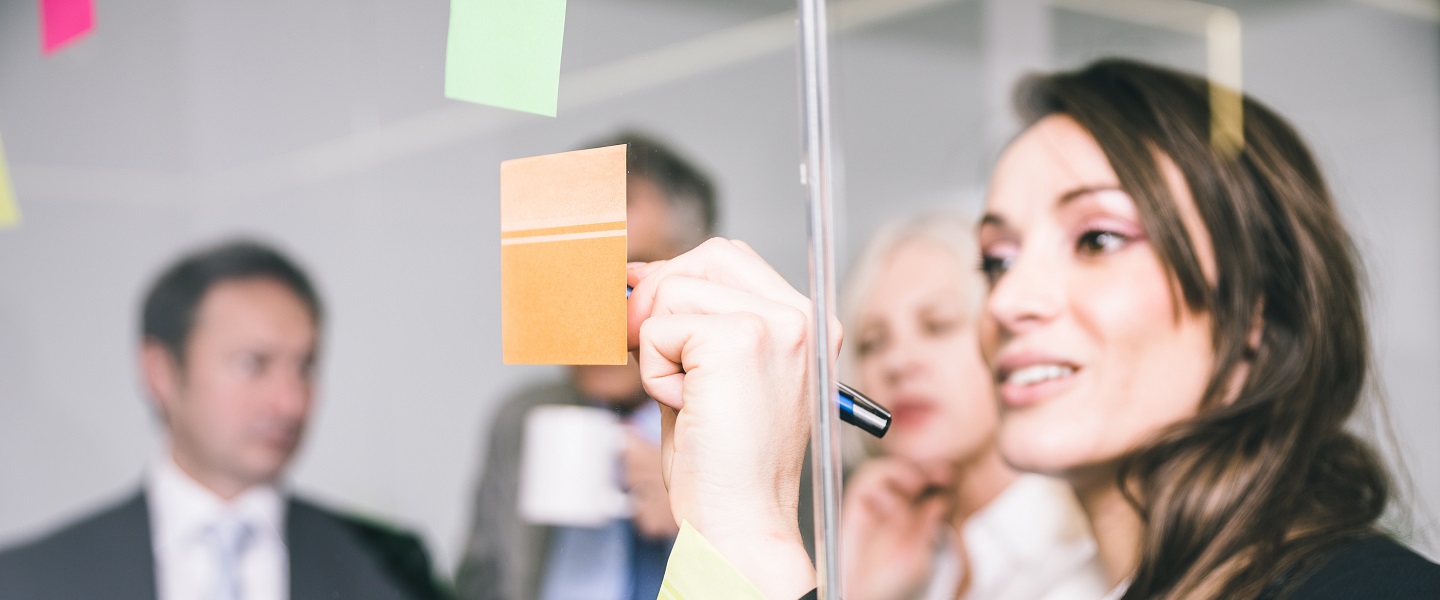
left=501, top=144, right=627, bottom=365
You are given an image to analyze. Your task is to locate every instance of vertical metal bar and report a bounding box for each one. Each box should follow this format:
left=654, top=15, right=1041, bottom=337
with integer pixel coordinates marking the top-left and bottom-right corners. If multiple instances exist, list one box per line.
left=796, top=0, right=843, bottom=598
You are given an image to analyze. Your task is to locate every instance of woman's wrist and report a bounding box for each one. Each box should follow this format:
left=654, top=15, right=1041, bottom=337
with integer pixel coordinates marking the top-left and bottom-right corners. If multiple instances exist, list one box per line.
left=683, top=498, right=813, bottom=599
left=701, top=521, right=815, bottom=600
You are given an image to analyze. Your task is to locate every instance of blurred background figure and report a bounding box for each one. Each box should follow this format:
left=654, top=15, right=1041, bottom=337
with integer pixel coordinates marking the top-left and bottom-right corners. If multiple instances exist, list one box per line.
left=0, top=241, right=445, bottom=600
left=839, top=214, right=1106, bottom=600
left=455, top=132, right=722, bottom=600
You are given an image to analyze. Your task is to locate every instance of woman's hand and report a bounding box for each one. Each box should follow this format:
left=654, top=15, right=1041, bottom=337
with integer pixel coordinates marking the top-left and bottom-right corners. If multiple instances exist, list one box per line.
left=841, top=458, right=955, bottom=600
left=627, top=238, right=839, bottom=599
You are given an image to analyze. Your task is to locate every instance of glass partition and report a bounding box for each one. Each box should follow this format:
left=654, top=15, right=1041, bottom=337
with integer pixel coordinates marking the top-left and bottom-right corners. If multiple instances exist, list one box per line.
left=0, top=0, right=817, bottom=577
left=0, top=1, right=1436, bottom=596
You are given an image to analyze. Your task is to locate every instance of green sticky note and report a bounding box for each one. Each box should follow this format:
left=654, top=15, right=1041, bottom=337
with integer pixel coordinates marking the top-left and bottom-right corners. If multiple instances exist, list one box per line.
left=0, top=133, right=19, bottom=229
left=445, top=0, right=567, bottom=117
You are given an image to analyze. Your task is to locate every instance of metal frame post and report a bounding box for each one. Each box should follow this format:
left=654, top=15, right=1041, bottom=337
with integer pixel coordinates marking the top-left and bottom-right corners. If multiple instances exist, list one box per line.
left=796, top=0, right=843, bottom=597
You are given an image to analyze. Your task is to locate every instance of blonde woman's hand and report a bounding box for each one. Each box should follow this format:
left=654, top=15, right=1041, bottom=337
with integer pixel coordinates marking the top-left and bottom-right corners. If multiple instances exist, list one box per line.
left=628, top=238, right=840, bottom=599
left=841, top=458, right=955, bottom=600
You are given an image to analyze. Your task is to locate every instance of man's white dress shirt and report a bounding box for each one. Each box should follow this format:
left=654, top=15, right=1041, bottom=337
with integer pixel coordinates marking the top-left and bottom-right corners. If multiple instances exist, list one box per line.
left=146, top=456, right=288, bottom=600
left=920, top=474, right=1110, bottom=600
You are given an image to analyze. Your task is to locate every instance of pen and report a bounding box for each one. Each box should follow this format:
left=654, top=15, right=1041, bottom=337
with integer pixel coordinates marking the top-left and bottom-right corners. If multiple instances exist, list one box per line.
left=837, top=381, right=891, bottom=438
left=629, top=285, right=891, bottom=438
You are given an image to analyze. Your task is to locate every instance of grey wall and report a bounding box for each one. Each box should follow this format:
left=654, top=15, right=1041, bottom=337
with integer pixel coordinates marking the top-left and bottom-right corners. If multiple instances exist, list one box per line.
left=1, top=0, right=1436, bottom=571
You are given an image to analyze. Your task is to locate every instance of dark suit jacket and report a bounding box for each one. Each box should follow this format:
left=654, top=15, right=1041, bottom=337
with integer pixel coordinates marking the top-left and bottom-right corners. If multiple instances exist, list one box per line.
left=454, top=381, right=583, bottom=600
left=453, top=380, right=815, bottom=600
left=0, top=490, right=448, bottom=600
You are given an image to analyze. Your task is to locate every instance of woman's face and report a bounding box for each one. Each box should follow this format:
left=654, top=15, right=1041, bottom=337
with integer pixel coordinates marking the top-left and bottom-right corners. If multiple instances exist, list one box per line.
left=977, top=115, right=1217, bottom=480
left=856, top=240, right=996, bottom=466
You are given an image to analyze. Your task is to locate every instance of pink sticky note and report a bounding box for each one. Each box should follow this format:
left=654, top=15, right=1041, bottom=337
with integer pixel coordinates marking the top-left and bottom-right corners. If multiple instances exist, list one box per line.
left=41, top=0, right=95, bottom=55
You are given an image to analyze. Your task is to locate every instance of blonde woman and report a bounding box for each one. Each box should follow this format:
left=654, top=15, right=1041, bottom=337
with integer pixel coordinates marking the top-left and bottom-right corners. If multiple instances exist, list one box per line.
left=840, top=214, right=1106, bottom=600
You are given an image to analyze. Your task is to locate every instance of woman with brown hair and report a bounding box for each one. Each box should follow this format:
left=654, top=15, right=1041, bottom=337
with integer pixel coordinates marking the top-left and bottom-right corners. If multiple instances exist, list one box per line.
left=971, top=58, right=1436, bottom=598
left=623, top=58, right=1440, bottom=599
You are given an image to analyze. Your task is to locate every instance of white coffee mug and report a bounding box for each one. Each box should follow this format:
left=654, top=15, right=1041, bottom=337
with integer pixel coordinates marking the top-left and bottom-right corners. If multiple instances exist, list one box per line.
left=517, top=405, right=631, bottom=527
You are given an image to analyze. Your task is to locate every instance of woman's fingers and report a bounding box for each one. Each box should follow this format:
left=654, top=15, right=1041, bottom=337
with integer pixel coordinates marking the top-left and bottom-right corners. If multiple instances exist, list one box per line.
left=872, top=460, right=933, bottom=499
left=649, top=275, right=808, bottom=349
left=637, top=309, right=791, bottom=409
left=850, top=459, right=940, bottom=523
left=629, top=239, right=807, bottom=321
left=861, top=484, right=909, bottom=517
left=635, top=313, right=713, bottom=411
left=628, top=238, right=843, bottom=359
left=627, top=260, right=667, bottom=287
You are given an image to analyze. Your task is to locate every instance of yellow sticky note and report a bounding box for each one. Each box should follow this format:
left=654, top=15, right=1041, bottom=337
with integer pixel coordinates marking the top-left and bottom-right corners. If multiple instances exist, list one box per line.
left=0, top=133, right=19, bottom=228
left=501, top=144, right=627, bottom=365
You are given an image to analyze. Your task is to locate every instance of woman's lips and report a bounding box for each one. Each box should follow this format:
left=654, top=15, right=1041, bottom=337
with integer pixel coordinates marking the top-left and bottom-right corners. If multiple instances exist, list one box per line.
left=997, top=365, right=1080, bottom=408
left=993, top=351, right=1082, bottom=409
left=889, top=396, right=938, bottom=428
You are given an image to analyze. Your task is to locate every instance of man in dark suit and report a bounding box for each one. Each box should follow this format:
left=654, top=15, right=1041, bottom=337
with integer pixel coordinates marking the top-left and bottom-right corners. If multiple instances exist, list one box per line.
left=455, top=133, right=719, bottom=600
left=0, top=241, right=445, bottom=600
left=454, top=132, right=813, bottom=600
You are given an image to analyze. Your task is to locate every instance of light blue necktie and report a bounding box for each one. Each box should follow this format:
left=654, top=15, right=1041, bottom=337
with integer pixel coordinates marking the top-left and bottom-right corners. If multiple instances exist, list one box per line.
left=206, top=515, right=254, bottom=600
left=538, top=400, right=674, bottom=600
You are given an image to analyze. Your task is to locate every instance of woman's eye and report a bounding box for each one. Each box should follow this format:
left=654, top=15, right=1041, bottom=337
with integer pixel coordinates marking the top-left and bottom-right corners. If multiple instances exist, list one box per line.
left=979, top=255, right=1012, bottom=282
left=855, top=337, right=882, bottom=357
left=1077, top=230, right=1128, bottom=255
left=925, top=319, right=957, bottom=336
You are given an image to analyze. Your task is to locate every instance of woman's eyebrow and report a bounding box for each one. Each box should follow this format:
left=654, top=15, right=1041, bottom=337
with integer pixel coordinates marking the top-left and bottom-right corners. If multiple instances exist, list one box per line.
left=1057, top=184, right=1123, bottom=206
left=980, top=184, right=1124, bottom=231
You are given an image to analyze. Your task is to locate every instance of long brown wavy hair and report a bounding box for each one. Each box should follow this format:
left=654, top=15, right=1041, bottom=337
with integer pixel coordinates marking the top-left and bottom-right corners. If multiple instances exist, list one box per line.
left=1012, top=59, right=1392, bottom=599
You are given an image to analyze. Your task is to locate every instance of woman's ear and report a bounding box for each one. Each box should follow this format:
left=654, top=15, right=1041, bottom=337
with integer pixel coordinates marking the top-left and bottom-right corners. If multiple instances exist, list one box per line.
left=1222, top=301, right=1266, bottom=405
left=1245, top=301, right=1265, bottom=359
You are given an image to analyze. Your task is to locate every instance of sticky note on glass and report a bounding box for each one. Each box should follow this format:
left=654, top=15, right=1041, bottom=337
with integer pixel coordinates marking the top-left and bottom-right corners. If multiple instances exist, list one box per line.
left=0, top=134, right=19, bottom=228
left=501, top=145, right=627, bottom=365
left=445, top=0, right=567, bottom=117
left=41, top=0, right=95, bottom=55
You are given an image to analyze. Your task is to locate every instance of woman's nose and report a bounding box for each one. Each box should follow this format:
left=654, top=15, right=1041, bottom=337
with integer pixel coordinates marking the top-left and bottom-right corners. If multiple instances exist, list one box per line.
left=985, top=250, right=1062, bottom=336
left=879, top=335, right=926, bottom=386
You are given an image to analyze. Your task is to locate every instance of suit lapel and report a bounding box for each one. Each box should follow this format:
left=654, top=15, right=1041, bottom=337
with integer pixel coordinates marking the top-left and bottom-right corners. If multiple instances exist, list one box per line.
left=286, top=497, right=345, bottom=600
left=286, top=496, right=416, bottom=600
left=524, top=523, right=554, bottom=599
left=102, top=491, right=160, bottom=600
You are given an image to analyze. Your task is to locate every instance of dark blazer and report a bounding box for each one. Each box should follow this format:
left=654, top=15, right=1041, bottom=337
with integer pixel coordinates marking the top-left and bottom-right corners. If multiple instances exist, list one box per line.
left=0, top=490, right=447, bottom=600
left=1284, top=535, right=1440, bottom=599
left=454, top=381, right=582, bottom=600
